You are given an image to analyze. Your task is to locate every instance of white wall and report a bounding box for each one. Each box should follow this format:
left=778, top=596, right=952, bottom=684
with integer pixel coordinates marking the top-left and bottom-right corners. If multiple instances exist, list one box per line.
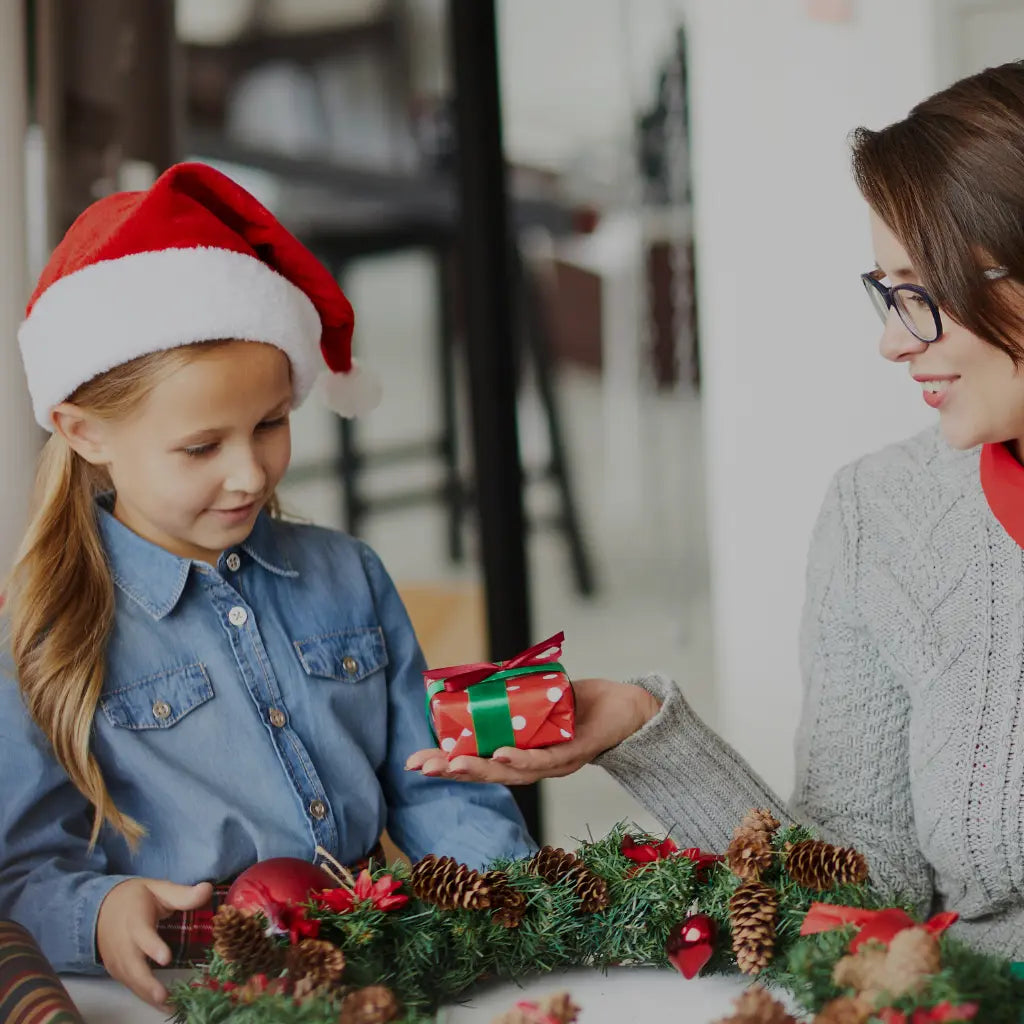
left=0, top=1, right=39, bottom=580
left=688, top=1, right=955, bottom=794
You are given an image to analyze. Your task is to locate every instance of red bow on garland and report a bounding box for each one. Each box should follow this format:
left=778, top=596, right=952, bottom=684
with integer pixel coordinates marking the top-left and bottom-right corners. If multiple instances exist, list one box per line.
left=620, top=836, right=723, bottom=881
left=800, top=903, right=958, bottom=952
left=621, top=835, right=679, bottom=862
left=423, top=632, right=565, bottom=693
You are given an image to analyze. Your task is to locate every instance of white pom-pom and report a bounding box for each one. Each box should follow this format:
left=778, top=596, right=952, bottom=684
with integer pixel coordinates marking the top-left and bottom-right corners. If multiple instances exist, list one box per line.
left=313, top=360, right=382, bottom=418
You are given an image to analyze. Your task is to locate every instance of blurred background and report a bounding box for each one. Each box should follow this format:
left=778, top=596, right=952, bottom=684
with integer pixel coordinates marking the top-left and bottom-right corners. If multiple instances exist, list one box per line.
left=0, top=0, right=1019, bottom=849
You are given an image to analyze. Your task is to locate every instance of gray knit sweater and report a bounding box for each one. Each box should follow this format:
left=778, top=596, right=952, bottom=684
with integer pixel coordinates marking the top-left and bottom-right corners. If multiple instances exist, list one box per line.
left=596, top=426, right=1023, bottom=960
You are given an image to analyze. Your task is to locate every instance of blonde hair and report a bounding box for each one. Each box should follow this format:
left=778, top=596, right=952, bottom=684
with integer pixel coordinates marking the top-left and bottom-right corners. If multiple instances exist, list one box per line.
left=5, top=340, right=280, bottom=848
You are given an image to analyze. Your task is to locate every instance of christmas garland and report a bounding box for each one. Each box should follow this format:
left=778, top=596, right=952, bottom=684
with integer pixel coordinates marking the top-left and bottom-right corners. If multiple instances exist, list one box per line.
left=169, top=812, right=1024, bottom=1024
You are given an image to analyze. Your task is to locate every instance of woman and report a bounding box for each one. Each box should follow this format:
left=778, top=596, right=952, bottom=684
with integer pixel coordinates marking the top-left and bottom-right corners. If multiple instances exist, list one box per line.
left=409, top=61, right=1024, bottom=960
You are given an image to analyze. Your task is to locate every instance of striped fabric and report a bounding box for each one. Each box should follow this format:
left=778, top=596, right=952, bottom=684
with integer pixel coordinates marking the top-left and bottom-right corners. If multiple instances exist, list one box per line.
left=0, top=920, right=85, bottom=1024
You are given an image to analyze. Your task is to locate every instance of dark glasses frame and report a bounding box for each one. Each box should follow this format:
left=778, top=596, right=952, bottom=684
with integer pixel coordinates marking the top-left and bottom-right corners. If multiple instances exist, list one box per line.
left=860, top=265, right=1009, bottom=344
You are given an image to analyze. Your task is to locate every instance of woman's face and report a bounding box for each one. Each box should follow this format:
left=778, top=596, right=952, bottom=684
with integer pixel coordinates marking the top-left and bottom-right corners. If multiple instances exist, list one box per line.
left=871, top=209, right=1024, bottom=452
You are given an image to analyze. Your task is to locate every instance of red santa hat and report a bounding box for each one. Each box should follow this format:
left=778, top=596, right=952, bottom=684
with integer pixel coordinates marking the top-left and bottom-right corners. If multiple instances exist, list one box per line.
left=18, top=161, right=380, bottom=431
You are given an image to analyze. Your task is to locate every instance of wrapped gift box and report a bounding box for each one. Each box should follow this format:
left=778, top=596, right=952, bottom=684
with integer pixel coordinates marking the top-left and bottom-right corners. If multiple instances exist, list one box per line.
left=424, top=632, right=576, bottom=759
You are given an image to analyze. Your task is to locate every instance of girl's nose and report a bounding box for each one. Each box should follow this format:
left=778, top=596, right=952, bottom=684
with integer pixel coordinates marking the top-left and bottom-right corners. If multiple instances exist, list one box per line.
left=224, top=447, right=267, bottom=496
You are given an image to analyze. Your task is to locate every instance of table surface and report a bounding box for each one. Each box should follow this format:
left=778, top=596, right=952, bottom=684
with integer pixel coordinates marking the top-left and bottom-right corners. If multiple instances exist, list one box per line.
left=61, top=967, right=790, bottom=1023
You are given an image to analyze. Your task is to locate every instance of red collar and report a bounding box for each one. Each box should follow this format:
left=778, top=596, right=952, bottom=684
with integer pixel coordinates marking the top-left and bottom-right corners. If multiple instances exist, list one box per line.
left=980, top=442, right=1024, bottom=548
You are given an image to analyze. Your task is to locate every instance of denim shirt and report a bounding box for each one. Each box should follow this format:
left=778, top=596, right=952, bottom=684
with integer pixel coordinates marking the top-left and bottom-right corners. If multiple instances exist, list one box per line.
left=0, top=502, right=535, bottom=973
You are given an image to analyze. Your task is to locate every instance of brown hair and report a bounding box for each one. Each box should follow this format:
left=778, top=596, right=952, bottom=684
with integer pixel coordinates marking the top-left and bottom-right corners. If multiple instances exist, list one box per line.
left=3, top=340, right=280, bottom=847
left=851, top=60, right=1024, bottom=362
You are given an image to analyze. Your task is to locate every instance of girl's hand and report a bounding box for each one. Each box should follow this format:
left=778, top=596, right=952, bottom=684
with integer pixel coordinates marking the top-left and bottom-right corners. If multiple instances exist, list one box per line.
left=96, top=877, right=213, bottom=1008
left=405, top=676, right=661, bottom=786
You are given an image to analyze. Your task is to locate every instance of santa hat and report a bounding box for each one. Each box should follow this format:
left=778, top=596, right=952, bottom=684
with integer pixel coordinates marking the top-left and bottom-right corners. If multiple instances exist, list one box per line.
left=18, top=161, right=380, bottom=431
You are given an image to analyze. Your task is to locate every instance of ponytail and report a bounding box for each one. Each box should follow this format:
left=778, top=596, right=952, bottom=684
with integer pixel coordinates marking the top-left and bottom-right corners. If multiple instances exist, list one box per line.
left=6, top=433, right=143, bottom=847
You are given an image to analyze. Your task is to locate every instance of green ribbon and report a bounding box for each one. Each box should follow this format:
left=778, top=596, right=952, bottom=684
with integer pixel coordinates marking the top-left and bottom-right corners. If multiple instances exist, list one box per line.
left=426, top=662, right=566, bottom=757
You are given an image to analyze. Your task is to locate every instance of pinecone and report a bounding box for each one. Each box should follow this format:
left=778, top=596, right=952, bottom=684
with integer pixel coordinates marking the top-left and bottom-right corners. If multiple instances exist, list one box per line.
left=483, top=872, right=528, bottom=928
left=813, top=995, right=873, bottom=1024
left=528, top=845, right=582, bottom=884
left=785, top=839, right=868, bottom=890
left=740, top=809, right=781, bottom=837
left=729, top=881, right=778, bottom=975
left=287, top=938, right=346, bottom=999
left=411, top=854, right=492, bottom=910
left=211, top=905, right=283, bottom=977
left=573, top=869, right=610, bottom=913
left=527, top=847, right=608, bottom=913
left=726, top=828, right=775, bottom=881
left=338, top=984, right=402, bottom=1024
left=711, top=984, right=796, bottom=1024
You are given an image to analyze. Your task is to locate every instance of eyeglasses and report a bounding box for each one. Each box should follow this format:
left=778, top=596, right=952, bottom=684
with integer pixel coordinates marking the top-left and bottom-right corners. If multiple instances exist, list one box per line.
left=861, top=266, right=1009, bottom=343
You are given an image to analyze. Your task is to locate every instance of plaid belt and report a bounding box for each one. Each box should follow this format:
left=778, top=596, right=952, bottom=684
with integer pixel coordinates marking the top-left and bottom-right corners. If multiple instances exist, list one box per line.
left=156, top=843, right=385, bottom=968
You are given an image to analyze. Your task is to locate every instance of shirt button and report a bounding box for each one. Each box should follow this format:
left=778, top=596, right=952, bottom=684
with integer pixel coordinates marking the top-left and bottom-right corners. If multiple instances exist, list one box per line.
left=225, top=553, right=241, bottom=572
left=228, top=606, right=248, bottom=627
left=152, top=700, right=171, bottom=720
left=309, top=799, right=327, bottom=820
left=269, top=708, right=286, bottom=728
left=342, top=656, right=359, bottom=675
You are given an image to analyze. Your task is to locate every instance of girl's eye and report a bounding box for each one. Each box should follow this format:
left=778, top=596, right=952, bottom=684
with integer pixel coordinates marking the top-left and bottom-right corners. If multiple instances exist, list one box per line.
left=183, top=443, right=217, bottom=458
left=257, top=415, right=289, bottom=432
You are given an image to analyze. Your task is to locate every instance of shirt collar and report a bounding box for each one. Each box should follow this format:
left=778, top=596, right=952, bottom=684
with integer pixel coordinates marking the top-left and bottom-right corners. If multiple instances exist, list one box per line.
left=97, top=497, right=298, bottom=620
left=240, top=506, right=299, bottom=579
left=980, top=442, right=1024, bottom=549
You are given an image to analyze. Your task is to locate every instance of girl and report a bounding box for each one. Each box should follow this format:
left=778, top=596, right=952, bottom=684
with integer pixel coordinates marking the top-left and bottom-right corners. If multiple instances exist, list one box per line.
left=409, top=61, right=1024, bottom=961
left=0, top=162, right=534, bottom=1007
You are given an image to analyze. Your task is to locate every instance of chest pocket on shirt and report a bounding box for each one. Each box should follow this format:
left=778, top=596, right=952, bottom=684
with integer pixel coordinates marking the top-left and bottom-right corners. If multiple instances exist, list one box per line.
left=293, top=627, right=388, bottom=683
left=99, top=663, right=214, bottom=730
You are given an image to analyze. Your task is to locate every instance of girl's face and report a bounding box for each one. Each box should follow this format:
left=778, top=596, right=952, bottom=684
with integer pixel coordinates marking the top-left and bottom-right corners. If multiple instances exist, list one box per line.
left=69, top=340, right=293, bottom=564
left=871, top=210, right=1024, bottom=454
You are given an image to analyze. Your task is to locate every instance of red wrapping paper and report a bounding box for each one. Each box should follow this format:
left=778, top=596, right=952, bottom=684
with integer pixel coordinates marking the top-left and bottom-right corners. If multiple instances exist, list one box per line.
left=428, top=666, right=575, bottom=759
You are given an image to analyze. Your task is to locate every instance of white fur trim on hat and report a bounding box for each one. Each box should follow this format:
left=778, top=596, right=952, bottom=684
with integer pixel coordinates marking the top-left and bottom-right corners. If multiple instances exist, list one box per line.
left=313, top=360, right=382, bottom=418
left=18, top=246, right=323, bottom=431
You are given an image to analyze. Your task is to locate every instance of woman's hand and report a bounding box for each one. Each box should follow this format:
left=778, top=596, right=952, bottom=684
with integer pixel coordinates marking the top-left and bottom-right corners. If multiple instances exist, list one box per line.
left=406, top=676, right=661, bottom=785
left=96, top=877, right=213, bottom=1008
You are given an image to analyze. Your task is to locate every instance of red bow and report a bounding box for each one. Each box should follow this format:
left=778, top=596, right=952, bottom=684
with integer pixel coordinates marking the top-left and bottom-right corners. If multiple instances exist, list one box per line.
left=800, top=903, right=958, bottom=952
left=423, top=632, right=565, bottom=693
left=680, top=846, right=725, bottom=878
left=621, top=835, right=679, bottom=863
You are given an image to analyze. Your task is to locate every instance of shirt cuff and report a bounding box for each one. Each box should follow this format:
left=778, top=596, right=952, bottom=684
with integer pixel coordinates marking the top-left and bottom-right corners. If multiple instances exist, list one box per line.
left=72, top=873, right=136, bottom=974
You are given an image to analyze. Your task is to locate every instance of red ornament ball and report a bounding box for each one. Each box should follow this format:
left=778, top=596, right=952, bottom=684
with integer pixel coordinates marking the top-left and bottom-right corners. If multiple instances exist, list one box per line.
left=226, top=857, right=334, bottom=917
left=666, top=913, right=717, bottom=979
